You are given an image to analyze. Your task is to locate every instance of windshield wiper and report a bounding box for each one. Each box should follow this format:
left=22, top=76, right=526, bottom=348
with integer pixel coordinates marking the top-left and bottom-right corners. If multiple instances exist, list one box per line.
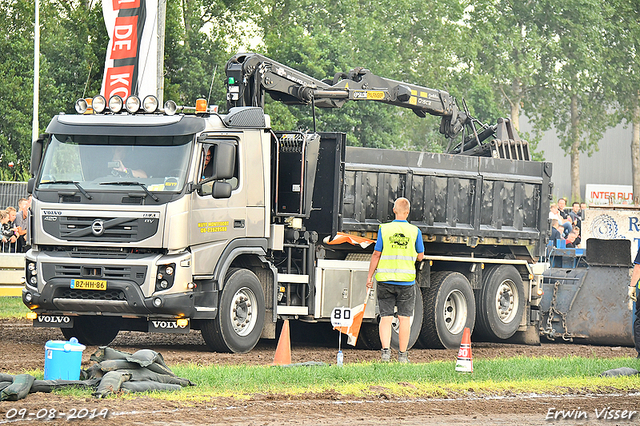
left=43, top=181, right=93, bottom=200
left=99, top=181, right=160, bottom=202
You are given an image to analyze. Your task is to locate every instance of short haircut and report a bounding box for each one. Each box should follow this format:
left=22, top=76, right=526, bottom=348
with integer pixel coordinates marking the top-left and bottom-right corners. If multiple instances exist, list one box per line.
left=550, top=203, right=557, bottom=209
left=5, top=206, right=16, bottom=213
left=394, top=197, right=411, bottom=214
left=551, top=219, right=559, bottom=227
left=572, top=201, right=579, bottom=207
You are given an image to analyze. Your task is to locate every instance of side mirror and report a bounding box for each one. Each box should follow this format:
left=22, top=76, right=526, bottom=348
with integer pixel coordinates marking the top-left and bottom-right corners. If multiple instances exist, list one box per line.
left=212, top=142, right=236, bottom=180
left=29, top=134, right=47, bottom=178
left=212, top=182, right=232, bottom=199
left=27, top=178, right=35, bottom=194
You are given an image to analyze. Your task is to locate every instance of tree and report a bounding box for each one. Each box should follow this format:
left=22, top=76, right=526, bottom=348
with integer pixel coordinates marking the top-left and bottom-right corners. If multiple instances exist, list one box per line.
left=526, top=0, right=616, bottom=200
left=606, top=1, right=640, bottom=203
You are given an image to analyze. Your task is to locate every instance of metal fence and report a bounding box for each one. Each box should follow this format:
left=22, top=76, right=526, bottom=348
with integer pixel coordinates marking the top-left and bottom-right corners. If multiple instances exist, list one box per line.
left=0, top=181, right=28, bottom=211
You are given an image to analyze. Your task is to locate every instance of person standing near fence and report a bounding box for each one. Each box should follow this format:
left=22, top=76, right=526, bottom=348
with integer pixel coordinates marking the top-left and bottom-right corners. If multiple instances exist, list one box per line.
left=14, top=198, right=30, bottom=253
left=1, top=211, right=17, bottom=252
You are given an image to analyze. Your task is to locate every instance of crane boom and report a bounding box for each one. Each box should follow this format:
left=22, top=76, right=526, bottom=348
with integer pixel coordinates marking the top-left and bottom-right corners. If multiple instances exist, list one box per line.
left=224, top=53, right=529, bottom=159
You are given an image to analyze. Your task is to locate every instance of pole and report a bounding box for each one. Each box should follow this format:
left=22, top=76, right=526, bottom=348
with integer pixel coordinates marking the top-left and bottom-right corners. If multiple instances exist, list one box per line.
left=156, top=0, right=166, bottom=105
left=32, top=0, right=40, bottom=144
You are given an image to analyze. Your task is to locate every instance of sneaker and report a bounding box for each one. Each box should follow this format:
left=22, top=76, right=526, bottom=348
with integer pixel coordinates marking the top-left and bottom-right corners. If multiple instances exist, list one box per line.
left=398, top=351, right=409, bottom=364
left=381, top=348, right=391, bottom=362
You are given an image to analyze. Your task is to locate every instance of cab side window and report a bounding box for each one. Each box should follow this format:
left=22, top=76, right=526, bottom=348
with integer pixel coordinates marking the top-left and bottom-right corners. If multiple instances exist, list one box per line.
left=199, top=142, right=239, bottom=196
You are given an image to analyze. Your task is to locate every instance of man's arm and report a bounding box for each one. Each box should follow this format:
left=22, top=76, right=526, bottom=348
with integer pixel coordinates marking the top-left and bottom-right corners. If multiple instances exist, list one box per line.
left=629, top=264, right=640, bottom=302
left=367, top=250, right=381, bottom=289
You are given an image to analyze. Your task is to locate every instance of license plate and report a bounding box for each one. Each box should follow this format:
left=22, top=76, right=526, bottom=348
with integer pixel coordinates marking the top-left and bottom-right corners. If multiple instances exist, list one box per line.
left=70, top=279, right=107, bottom=290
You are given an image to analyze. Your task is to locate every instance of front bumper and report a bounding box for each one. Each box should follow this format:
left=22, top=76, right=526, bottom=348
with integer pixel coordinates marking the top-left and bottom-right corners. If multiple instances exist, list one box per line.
left=22, top=249, right=199, bottom=318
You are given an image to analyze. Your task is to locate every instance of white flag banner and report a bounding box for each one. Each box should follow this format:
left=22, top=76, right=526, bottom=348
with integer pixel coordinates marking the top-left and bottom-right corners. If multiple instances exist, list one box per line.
left=101, top=0, right=158, bottom=100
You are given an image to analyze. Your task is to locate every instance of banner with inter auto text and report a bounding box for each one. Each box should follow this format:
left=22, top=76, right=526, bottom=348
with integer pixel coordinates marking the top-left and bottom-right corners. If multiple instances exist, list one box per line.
left=101, top=0, right=157, bottom=100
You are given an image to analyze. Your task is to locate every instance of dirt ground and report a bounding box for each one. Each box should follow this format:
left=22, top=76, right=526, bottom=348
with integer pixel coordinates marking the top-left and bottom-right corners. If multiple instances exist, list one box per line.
left=1, top=318, right=640, bottom=425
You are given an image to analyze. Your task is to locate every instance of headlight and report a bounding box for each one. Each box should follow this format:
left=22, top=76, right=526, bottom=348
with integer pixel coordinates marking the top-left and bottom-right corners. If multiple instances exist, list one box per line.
left=126, top=96, right=141, bottom=113
left=165, top=266, right=174, bottom=275
left=92, top=95, right=107, bottom=113
left=143, top=95, right=159, bottom=113
left=75, top=98, right=88, bottom=114
left=109, top=95, right=124, bottom=113
left=164, top=100, right=177, bottom=116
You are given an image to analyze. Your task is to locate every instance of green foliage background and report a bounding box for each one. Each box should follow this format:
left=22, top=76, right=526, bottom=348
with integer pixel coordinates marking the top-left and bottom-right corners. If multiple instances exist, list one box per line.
left=0, top=0, right=635, bottom=190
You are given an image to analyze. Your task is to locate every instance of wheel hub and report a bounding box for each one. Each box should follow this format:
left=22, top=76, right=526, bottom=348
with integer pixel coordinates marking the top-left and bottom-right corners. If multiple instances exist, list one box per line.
left=495, top=279, right=517, bottom=323
left=443, top=289, right=467, bottom=335
left=230, top=287, right=257, bottom=336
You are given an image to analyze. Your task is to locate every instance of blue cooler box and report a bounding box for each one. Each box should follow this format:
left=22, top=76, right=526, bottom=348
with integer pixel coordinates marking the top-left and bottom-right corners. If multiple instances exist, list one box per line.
left=44, top=337, right=86, bottom=380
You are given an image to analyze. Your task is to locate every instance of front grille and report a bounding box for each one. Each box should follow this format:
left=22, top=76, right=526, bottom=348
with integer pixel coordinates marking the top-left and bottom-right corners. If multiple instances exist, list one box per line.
left=43, top=264, right=147, bottom=285
left=56, top=288, right=125, bottom=301
left=42, top=215, right=158, bottom=243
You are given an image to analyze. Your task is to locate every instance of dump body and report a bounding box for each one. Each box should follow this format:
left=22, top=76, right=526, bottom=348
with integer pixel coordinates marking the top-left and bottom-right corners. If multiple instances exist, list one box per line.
left=340, top=147, right=552, bottom=261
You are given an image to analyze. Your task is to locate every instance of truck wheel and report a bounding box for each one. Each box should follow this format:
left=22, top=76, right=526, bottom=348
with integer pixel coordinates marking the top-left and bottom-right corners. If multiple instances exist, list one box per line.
left=474, top=265, right=524, bottom=341
left=355, top=323, right=381, bottom=349
left=201, top=268, right=265, bottom=353
left=61, top=316, right=120, bottom=346
left=418, top=271, right=475, bottom=349
left=389, top=284, right=423, bottom=350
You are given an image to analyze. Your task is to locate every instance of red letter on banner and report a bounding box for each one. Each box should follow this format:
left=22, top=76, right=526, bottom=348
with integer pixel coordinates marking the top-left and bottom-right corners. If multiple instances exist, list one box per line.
left=112, top=0, right=140, bottom=10
left=111, top=16, right=138, bottom=59
left=105, top=65, right=134, bottom=99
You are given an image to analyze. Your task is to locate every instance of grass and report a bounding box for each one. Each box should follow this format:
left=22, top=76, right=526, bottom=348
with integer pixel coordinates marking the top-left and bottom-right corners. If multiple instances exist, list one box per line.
left=50, top=356, right=640, bottom=401
left=0, top=296, right=29, bottom=319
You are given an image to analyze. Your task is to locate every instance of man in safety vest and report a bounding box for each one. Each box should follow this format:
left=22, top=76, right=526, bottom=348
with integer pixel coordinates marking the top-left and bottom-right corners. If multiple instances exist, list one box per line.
left=367, top=197, right=424, bottom=363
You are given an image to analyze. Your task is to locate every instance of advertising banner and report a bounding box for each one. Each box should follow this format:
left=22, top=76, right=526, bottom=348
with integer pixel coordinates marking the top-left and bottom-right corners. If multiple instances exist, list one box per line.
left=583, top=207, right=640, bottom=261
left=585, top=183, right=633, bottom=206
left=101, top=0, right=158, bottom=100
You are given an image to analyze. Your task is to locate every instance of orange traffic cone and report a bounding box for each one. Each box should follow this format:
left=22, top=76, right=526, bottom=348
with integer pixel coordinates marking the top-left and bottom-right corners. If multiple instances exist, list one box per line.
left=273, top=319, right=291, bottom=365
left=455, top=327, right=473, bottom=373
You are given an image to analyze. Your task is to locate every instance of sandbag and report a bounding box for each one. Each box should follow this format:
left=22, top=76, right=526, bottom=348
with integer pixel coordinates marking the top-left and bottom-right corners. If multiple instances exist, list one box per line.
left=0, top=373, right=14, bottom=382
left=90, top=346, right=132, bottom=363
left=0, top=382, right=12, bottom=393
left=1, top=374, right=35, bottom=401
left=121, top=381, right=182, bottom=393
left=30, top=378, right=101, bottom=393
left=119, top=369, right=193, bottom=386
left=92, top=371, right=131, bottom=399
left=600, top=367, right=639, bottom=377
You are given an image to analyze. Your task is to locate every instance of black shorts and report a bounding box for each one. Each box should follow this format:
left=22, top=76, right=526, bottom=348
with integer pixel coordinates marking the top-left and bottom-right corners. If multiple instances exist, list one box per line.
left=377, top=282, right=416, bottom=317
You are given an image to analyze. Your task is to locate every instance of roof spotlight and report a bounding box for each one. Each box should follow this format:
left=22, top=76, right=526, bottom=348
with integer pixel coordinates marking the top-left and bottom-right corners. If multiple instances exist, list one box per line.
left=143, top=95, right=159, bottom=113
left=92, top=95, right=107, bottom=114
left=164, top=100, right=177, bottom=116
left=75, top=98, right=88, bottom=114
left=108, top=95, right=123, bottom=113
left=126, top=96, right=141, bottom=113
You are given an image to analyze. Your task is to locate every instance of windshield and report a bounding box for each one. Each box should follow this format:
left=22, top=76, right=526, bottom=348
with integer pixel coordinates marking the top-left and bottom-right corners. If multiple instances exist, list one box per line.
left=38, top=134, right=193, bottom=192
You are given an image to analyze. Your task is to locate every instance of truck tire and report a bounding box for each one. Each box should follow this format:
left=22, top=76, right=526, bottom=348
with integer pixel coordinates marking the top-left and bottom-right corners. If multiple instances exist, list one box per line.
left=474, top=265, right=524, bottom=341
left=417, top=271, right=475, bottom=349
left=355, top=323, right=381, bottom=349
left=61, top=316, right=120, bottom=346
left=201, top=268, right=265, bottom=353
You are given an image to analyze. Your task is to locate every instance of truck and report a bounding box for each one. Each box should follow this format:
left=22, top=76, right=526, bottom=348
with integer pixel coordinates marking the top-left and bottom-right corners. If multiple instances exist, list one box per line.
left=22, top=53, right=551, bottom=353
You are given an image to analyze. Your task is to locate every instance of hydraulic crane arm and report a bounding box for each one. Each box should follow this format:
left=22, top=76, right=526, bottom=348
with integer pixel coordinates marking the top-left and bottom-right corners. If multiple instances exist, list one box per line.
left=224, top=53, right=529, bottom=159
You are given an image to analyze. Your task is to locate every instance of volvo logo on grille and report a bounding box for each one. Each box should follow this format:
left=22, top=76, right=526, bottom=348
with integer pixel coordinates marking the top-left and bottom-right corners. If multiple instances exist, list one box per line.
left=91, top=219, right=105, bottom=236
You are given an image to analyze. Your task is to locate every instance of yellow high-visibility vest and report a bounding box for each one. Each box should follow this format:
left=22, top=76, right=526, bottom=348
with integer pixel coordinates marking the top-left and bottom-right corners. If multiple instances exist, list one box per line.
left=375, top=221, right=419, bottom=283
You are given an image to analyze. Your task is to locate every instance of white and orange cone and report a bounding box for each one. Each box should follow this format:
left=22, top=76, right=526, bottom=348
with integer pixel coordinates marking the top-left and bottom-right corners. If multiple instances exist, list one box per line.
left=273, top=319, right=291, bottom=365
left=455, top=327, right=473, bottom=373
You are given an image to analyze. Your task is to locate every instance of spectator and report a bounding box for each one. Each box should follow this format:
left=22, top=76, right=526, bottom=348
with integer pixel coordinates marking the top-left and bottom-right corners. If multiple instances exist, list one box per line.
left=580, top=202, right=588, bottom=220
left=1, top=211, right=17, bottom=252
left=549, top=203, right=572, bottom=237
left=14, top=198, right=30, bottom=253
left=201, top=147, right=213, bottom=180
left=565, top=228, right=580, bottom=248
left=550, top=219, right=563, bottom=244
left=568, top=202, right=582, bottom=236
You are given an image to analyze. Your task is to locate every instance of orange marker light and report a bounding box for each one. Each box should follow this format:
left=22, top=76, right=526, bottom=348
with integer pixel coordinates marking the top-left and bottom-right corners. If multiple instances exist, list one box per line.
left=195, top=99, right=207, bottom=113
